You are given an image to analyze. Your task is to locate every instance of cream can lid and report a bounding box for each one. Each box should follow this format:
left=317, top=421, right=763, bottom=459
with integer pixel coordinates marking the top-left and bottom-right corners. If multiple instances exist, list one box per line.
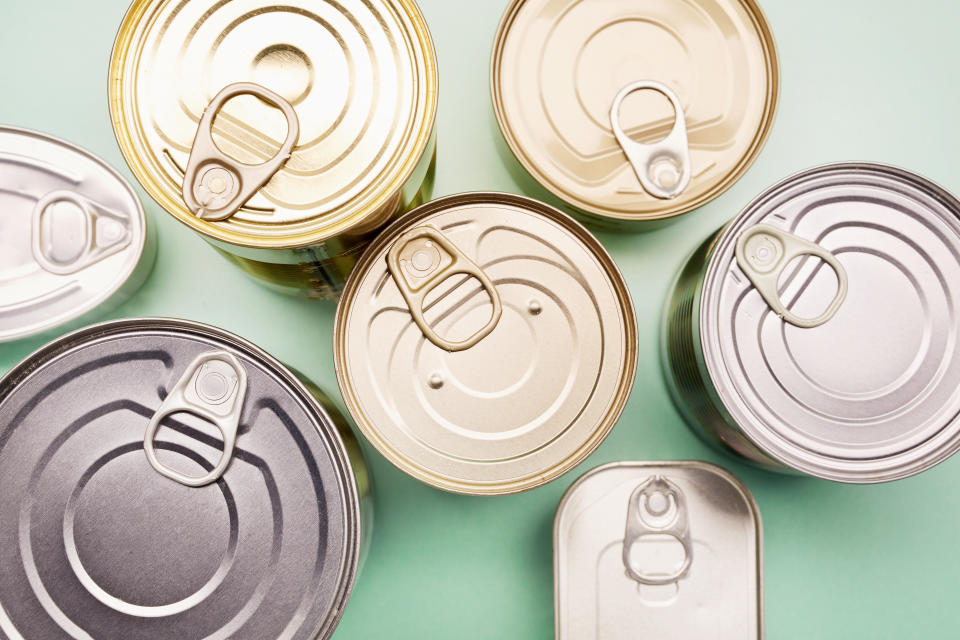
left=335, top=193, right=638, bottom=494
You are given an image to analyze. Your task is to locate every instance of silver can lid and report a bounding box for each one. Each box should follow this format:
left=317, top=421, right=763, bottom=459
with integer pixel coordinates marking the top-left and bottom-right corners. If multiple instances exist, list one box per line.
left=335, top=193, right=637, bottom=494
left=0, top=127, right=148, bottom=342
left=701, top=163, right=960, bottom=482
left=555, top=461, right=762, bottom=639
left=0, top=319, right=361, bottom=639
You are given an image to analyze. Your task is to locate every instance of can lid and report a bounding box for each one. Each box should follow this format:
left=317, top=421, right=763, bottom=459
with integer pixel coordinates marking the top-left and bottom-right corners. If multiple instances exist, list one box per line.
left=0, top=127, right=147, bottom=342
left=109, top=0, right=437, bottom=249
left=491, top=0, right=779, bottom=222
left=0, top=319, right=361, bottom=638
left=701, top=163, right=960, bottom=482
left=555, top=461, right=762, bottom=639
left=335, top=193, right=637, bottom=494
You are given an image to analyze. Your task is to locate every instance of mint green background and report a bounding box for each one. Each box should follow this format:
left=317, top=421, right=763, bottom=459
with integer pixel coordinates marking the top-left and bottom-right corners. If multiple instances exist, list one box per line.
left=2, top=1, right=960, bottom=637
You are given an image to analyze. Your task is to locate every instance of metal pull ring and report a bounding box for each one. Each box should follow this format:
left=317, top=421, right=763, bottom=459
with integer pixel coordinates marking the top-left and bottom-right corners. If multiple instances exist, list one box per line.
left=610, top=80, right=691, bottom=200
left=386, top=225, right=503, bottom=352
left=623, top=476, right=693, bottom=586
left=736, top=223, right=849, bottom=329
left=31, top=190, right=132, bottom=275
left=182, top=82, right=300, bottom=222
left=144, top=352, right=247, bottom=487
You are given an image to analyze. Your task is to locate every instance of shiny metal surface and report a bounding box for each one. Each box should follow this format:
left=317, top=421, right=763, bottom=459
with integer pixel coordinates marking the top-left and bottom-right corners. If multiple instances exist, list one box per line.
left=664, top=163, right=960, bottom=482
left=555, top=461, right=762, bottom=639
left=0, top=319, right=364, bottom=639
left=335, top=193, right=637, bottom=495
left=491, top=0, right=779, bottom=225
left=0, top=127, right=152, bottom=342
left=109, top=0, right=437, bottom=297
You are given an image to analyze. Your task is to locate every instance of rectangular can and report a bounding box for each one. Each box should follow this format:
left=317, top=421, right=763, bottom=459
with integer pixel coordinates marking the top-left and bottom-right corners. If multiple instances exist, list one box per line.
left=0, top=318, right=370, bottom=638
left=109, top=0, right=438, bottom=298
left=555, top=461, right=763, bottom=639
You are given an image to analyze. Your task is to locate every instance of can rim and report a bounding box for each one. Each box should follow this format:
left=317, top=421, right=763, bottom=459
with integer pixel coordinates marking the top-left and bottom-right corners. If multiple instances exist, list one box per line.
left=489, top=0, right=780, bottom=222
left=334, top=192, right=639, bottom=495
left=0, top=317, right=363, bottom=637
left=553, top=460, right=764, bottom=634
left=699, top=161, right=960, bottom=483
left=0, top=126, right=149, bottom=342
left=107, top=0, right=438, bottom=250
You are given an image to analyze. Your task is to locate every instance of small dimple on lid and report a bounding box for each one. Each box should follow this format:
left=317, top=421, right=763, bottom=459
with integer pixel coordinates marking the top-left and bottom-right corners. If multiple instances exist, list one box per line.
left=701, top=163, right=960, bottom=482
left=491, top=0, right=779, bottom=221
left=335, top=193, right=637, bottom=494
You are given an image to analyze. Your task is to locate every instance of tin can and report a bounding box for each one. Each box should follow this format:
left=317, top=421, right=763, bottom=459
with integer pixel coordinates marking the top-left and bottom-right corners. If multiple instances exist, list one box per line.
left=491, top=0, right=779, bottom=229
left=555, top=461, right=763, bottom=639
left=109, top=0, right=438, bottom=298
left=0, top=318, right=368, bottom=639
left=335, top=192, right=637, bottom=495
left=0, top=126, right=154, bottom=342
left=664, top=162, right=960, bottom=482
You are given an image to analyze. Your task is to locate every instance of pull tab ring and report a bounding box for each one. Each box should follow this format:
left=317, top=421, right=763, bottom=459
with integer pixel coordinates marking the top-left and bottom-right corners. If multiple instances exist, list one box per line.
left=736, top=224, right=849, bottom=329
left=622, top=476, right=693, bottom=585
left=182, top=82, right=300, bottom=222
left=610, top=80, right=692, bottom=200
left=144, top=352, right=247, bottom=487
left=386, top=225, right=502, bottom=352
left=31, top=190, right=132, bottom=275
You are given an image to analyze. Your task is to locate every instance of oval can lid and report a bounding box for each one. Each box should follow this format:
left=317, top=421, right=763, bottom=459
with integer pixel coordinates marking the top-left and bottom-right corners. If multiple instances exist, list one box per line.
left=109, top=0, right=437, bottom=249
left=335, top=193, right=638, bottom=494
left=554, top=461, right=762, bottom=640
left=491, top=0, right=779, bottom=222
left=701, top=163, right=960, bottom=482
left=0, top=127, right=148, bottom=342
left=0, top=319, right=361, bottom=639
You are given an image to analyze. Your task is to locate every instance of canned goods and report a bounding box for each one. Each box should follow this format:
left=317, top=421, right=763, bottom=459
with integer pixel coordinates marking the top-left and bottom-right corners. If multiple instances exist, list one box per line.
left=0, top=319, right=368, bottom=639
left=491, top=0, right=779, bottom=227
left=0, top=127, right=153, bottom=342
left=109, top=0, right=438, bottom=298
left=335, top=193, right=637, bottom=494
left=664, top=163, right=960, bottom=482
left=555, top=461, right=762, bottom=639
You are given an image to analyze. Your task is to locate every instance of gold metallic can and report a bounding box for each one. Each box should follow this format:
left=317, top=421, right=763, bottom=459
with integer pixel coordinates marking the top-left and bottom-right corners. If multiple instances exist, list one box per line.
left=109, top=0, right=438, bottom=298
left=491, top=0, right=779, bottom=229
left=335, top=192, right=638, bottom=495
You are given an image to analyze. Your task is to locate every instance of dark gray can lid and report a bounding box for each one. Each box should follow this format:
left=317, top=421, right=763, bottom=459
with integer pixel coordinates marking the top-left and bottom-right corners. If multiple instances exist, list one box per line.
left=0, top=319, right=361, bottom=639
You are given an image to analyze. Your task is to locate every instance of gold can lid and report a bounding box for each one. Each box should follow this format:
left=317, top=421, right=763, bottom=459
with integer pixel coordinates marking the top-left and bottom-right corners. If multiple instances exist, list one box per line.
left=334, top=193, right=638, bottom=495
left=109, top=0, right=437, bottom=248
left=491, top=0, right=779, bottom=222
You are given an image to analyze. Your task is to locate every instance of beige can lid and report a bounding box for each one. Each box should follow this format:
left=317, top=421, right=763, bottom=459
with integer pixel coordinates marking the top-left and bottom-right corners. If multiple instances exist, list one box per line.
left=335, top=193, right=638, bottom=494
left=491, top=0, right=779, bottom=222
left=109, top=0, right=437, bottom=249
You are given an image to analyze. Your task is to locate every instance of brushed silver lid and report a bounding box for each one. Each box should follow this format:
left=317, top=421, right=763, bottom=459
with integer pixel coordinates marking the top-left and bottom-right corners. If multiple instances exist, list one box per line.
left=0, top=319, right=360, bottom=639
left=0, top=127, right=147, bottom=342
left=335, top=193, right=637, bottom=494
left=701, top=163, right=960, bottom=482
left=555, top=461, right=762, bottom=639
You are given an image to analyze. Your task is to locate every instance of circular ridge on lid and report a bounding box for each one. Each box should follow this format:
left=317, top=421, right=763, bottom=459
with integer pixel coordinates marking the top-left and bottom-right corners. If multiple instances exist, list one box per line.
left=491, top=0, right=779, bottom=221
left=0, top=318, right=361, bottom=639
left=701, top=162, right=960, bottom=482
left=335, top=192, right=638, bottom=495
left=109, top=0, right=437, bottom=248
